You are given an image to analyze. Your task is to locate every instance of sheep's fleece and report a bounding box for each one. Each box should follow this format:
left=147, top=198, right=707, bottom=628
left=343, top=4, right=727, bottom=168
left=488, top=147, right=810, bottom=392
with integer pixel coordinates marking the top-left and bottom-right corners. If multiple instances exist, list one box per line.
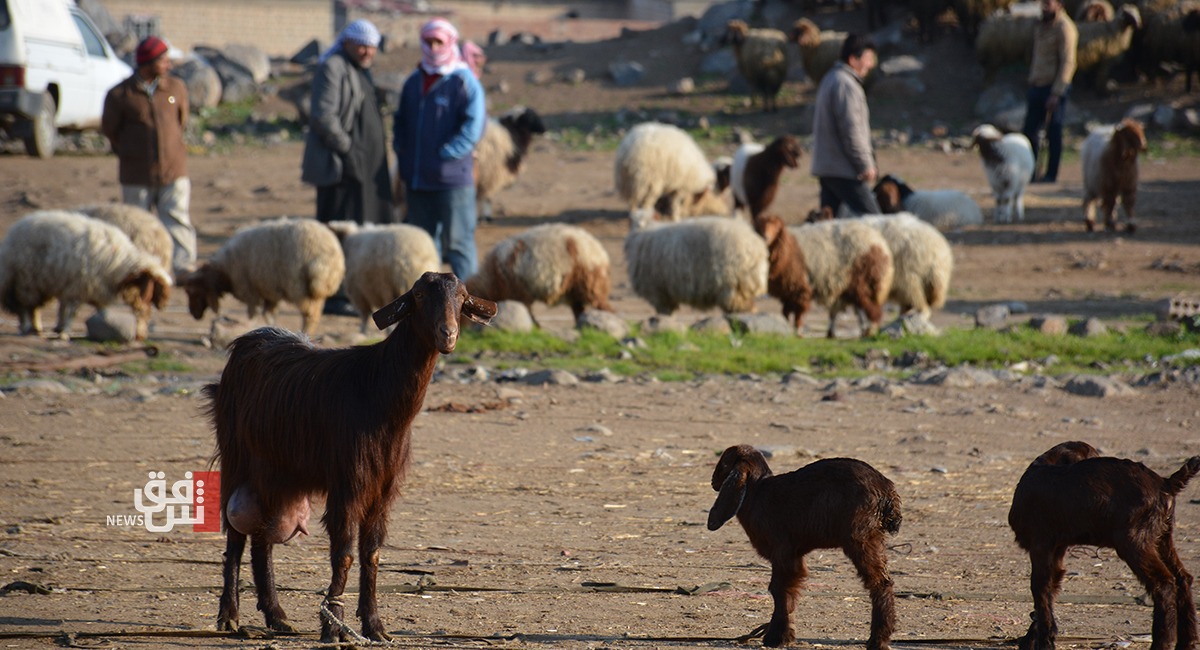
left=615, top=122, right=717, bottom=220
left=468, top=222, right=611, bottom=310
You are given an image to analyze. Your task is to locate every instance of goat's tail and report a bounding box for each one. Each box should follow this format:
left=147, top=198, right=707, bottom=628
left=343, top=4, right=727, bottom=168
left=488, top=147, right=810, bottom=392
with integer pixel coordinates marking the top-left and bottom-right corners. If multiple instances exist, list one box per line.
left=879, top=487, right=903, bottom=535
left=1165, top=457, right=1200, bottom=495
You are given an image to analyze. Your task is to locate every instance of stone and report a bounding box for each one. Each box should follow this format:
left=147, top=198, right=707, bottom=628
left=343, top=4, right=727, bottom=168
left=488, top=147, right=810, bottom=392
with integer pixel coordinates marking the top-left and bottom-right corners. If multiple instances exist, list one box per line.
left=210, top=315, right=270, bottom=350
left=222, top=44, right=271, bottom=84
left=691, top=316, right=732, bottom=335
left=12, top=379, right=71, bottom=396
left=879, top=55, right=924, bottom=76
left=85, top=310, right=137, bottom=343
left=975, top=304, right=1010, bottom=329
left=526, top=69, right=554, bottom=86
left=576, top=309, right=629, bottom=338
left=289, top=38, right=323, bottom=65
left=1069, top=317, right=1108, bottom=337
left=487, top=300, right=535, bottom=333
left=1145, top=320, right=1182, bottom=337
left=487, top=29, right=509, bottom=47
left=921, top=367, right=1000, bottom=388
left=1064, top=375, right=1135, bottom=397
left=172, top=57, right=222, bottom=110
left=884, top=313, right=940, bottom=338
left=1029, top=315, right=1068, bottom=335
left=194, top=45, right=258, bottom=104
left=726, top=312, right=793, bottom=335
left=1125, top=103, right=1155, bottom=122
left=1153, top=104, right=1176, bottom=130
left=521, top=369, right=579, bottom=386
left=668, top=77, right=695, bottom=96
left=560, top=68, right=586, bottom=85
left=640, top=315, right=687, bottom=336
left=608, top=61, right=645, bottom=87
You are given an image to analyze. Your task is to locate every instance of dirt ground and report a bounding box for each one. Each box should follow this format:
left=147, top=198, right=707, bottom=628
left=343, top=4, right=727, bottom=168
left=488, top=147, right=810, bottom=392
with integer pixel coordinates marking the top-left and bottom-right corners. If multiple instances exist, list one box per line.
left=3, top=8, right=1200, bottom=648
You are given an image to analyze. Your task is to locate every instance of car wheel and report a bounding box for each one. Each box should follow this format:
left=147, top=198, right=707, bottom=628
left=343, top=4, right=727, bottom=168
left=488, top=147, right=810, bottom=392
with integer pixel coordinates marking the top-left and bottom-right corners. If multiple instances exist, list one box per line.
left=23, top=94, right=57, bottom=159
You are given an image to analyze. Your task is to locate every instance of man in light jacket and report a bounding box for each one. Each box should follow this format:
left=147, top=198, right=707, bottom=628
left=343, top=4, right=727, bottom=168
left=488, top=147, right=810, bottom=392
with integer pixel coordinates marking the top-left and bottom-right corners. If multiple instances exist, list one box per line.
left=809, top=34, right=880, bottom=218
left=1022, top=0, right=1077, bottom=183
left=393, top=18, right=486, bottom=281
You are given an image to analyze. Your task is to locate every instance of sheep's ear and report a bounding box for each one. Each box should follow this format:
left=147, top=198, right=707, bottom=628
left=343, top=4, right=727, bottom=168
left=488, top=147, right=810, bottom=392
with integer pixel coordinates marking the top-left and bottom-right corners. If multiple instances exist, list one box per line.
left=707, top=469, right=747, bottom=531
left=373, top=295, right=412, bottom=330
left=462, top=295, right=498, bottom=324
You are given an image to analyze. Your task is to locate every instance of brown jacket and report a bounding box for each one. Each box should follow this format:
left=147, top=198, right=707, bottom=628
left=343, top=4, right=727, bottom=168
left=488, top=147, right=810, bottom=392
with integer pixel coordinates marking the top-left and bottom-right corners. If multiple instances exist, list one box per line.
left=102, top=73, right=189, bottom=186
left=1029, top=10, right=1078, bottom=96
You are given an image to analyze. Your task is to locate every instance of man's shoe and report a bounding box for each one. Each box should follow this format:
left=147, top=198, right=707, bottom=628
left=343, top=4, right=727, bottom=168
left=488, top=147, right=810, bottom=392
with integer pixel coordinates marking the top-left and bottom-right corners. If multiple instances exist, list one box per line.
left=322, top=297, right=359, bottom=317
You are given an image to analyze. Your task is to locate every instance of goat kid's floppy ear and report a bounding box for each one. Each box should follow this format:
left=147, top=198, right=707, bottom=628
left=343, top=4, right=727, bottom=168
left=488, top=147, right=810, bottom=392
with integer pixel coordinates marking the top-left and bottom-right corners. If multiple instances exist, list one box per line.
left=461, top=295, right=498, bottom=324
left=707, top=469, right=747, bottom=531
left=373, top=294, right=412, bottom=330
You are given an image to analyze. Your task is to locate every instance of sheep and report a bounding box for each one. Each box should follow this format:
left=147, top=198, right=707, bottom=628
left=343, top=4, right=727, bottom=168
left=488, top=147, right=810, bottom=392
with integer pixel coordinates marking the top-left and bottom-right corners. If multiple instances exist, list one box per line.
left=1081, top=118, right=1147, bottom=233
left=1075, top=4, right=1143, bottom=91
left=615, top=122, right=726, bottom=221
left=755, top=214, right=894, bottom=337
left=473, top=106, right=547, bottom=220
left=724, top=20, right=793, bottom=112
left=707, top=444, right=902, bottom=649
left=790, top=19, right=847, bottom=85
left=971, top=124, right=1035, bottom=224
left=182, top=217, right=345, bottom=337
left=466, top=223, right=613, bottom=325
left=324, top=221, right=441, bottom=333
left=0, top=210, right=171, bottom=340
left=1076, top=0, right=1115, bottom=22
left=75, top=203, right=174, bottom=277
left=954, top=0, right=1018, bottom=40
left=872, top=175, right=984, bottom=230
left=975, top=15, right=1038, bottom=81
left=624, top=211, right=768, bottom=315
left=209, top=272, right=497, bottom=642
left=1128, top=2, right=1200, bottom=91
left=731, top=135, right=804, bottom=220
left=854, top=213, right=955, bottom=321
left=910, top=0, right=955, bottom=43
left=1008, top=441, right=1200, bottom=650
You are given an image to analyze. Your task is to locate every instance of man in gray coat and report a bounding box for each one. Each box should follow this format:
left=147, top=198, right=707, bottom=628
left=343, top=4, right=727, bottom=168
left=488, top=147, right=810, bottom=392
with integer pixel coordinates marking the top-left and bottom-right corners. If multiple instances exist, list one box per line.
left=809, top=34, right=880, bottom=217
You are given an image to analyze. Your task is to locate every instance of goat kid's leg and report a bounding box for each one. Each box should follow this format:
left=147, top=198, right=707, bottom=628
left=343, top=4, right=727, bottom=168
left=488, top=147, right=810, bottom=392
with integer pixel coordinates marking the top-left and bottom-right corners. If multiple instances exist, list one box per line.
left=845, top=539, right=896, bottom=650
left=1119, top=542, right=1181, bottom=650
left=1121, top=190, right=1137, bottom=234
left=217, top=530, right=247, bottom=631
left=1159, top=536, right=1197, bottom=650
left=249, top=537, right=296, bottom=633
left=1020, top=545, right=1067, bottom=650
left=1101, top=196, right=1119, bottom=233
left=320, top=508, right=356, bottom=643
left=356, top=503, right=393, bottom=642
left=763, top=556, right=807, bottom=647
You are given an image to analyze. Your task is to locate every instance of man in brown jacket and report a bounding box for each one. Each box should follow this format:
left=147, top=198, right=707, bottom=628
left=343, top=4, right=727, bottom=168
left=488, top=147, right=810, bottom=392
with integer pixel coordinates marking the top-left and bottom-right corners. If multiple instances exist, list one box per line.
left=102, top=36, right=195, bottom=275
left=1022, top=0, right=1077, bottom=184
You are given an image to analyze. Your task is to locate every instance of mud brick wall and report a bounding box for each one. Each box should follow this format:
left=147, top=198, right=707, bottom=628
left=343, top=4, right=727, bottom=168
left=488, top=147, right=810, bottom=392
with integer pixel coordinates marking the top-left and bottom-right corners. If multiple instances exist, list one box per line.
left=102, top=0, right=334, bottom=57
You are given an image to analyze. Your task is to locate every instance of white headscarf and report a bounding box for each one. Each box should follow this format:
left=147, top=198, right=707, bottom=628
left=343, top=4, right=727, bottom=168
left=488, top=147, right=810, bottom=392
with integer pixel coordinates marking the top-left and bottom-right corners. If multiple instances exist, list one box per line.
left=320, top=19, right=382, bottom=64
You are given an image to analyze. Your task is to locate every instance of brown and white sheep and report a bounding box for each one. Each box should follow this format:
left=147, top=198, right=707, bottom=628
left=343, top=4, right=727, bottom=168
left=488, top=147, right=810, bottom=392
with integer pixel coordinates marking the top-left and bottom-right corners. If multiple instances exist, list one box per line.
left=724, top=20, right=793, bottom=112
left=211, top=272, right=497, bottom=642
left=790, top=19, right=847, bottom=85
left=1009, top=441, right=1200, bottom=650
left=708, top=444, right=902, bottom=649
left=1081, top=118, right=1147, bottom=233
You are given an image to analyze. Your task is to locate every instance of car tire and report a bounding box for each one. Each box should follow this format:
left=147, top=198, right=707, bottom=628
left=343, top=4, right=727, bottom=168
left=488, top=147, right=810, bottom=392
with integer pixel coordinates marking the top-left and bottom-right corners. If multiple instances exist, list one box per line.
left=23, top=94, right=57, bottom=159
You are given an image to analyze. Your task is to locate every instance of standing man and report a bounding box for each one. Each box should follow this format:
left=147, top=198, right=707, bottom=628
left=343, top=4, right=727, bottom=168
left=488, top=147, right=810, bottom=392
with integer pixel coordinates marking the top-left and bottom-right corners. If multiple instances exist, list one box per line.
left=1023, top=0, right=1077, bottom=184
left=102, top=35, right=195, bottom=277
left=810, top=34, right=881, bottom=218
left=393, top=18, right=486, bottom=281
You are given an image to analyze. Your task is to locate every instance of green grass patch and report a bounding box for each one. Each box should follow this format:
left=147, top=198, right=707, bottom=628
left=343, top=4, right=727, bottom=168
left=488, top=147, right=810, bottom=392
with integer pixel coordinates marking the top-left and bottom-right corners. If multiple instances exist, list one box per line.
left=450, top=323, right=1200, bottom=380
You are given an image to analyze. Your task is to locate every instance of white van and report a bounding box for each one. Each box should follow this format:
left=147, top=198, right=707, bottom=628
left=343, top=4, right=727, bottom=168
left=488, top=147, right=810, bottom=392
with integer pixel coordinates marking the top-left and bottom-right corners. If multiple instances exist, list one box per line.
left=0, top=0, right=132, bottom=158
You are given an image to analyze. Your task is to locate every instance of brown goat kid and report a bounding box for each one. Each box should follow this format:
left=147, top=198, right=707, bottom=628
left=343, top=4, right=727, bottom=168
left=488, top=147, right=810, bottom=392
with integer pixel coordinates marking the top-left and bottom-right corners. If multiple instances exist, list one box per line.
left=1009, top=441, right=1200, bottom=650
left=209, top=272, right=497, bottom=642
left=708, top=445, right=902, bottom=648
left=735, top=135, right=803, bottom=219
left=1081, top=118, right=1147, bottom=233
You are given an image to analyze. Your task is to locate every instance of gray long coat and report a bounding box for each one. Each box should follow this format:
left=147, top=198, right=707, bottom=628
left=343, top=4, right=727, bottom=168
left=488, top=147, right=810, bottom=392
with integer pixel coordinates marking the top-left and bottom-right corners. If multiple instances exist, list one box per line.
left=301, top=53, right=367, bottom=187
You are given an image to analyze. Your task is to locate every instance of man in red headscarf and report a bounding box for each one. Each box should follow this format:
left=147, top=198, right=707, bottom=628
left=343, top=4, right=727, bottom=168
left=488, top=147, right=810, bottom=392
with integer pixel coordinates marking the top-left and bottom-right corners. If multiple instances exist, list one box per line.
left=392, top=18, right=486, bottom=281
left=101, top=35, right=195, bottom=277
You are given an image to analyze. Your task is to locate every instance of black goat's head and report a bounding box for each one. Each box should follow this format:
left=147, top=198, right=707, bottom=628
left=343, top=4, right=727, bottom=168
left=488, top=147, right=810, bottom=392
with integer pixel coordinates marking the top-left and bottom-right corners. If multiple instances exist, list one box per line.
left=501, top=107, right=547, bottom=136
left=1031, top=441, right=1101, bottom=466
left=181, top=264, right=227, bottom=320
left=708, top=445, right=773, bottom=531
left=372, top=272, right=497, bottom=353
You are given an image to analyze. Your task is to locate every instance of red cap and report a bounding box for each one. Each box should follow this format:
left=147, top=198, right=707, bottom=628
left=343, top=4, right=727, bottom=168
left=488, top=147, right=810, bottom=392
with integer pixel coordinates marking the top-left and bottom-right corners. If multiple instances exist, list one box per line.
left=136, top=36, right=169, bottom=66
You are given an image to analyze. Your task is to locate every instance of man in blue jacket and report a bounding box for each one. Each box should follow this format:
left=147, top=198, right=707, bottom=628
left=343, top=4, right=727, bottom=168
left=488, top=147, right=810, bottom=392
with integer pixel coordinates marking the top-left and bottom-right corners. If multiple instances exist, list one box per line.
left=393, top=18, right=486, bottom=280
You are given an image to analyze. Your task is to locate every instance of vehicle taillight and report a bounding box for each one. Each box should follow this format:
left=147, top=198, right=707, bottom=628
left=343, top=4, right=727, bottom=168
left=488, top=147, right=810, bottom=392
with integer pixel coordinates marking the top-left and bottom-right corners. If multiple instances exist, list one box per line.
left=0, top=65, right=25, bottom=87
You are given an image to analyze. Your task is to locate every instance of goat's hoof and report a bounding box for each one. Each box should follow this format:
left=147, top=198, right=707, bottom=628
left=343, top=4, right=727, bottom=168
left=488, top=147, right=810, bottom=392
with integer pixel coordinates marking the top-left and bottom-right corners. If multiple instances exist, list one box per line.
left=762, top=626, right=795, bottom=647
left=268, top=619, right=298, bottom=634
left=365, top=627, right=393, bottom=642
left=216, top=616, right=238, bottom=632
left=1085, top=221, right=1095, bottom=232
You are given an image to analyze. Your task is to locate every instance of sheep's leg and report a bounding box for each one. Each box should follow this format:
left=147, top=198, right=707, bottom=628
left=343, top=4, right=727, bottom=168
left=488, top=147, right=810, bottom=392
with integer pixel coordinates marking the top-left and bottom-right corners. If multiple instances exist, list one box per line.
left=1120, top=190, right=1137, bottom=234
left=249, top=537, right=296, bottom=633
left=763, top=556, right=806, bottom=647
left=1020, top=544, right=1066, bottom=650
left=1117, top=541, right=1180, bottom=650
left=356, top=500, right=393, bottom=642
left=299, top=300, right=322, bottom=336
left=216, top=529, right=247, bottom=631
left=53, top=301, right=78, bottom=338
left=1158, top=534, right=1197, bottom=650
left=18, top=309, right=39, bottom=336
left=1083, top=197, right=1098, bottom=232
left=845, top=538, right=896, bottom=650
left=320, top=506, right=355, bottom=643
left=1101, top=195, right=1119, bottom=233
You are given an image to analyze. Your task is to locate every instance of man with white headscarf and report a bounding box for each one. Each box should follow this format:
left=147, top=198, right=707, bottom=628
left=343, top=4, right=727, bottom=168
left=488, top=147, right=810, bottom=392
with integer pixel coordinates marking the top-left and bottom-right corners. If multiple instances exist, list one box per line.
left=301, top=18, right=394, bottom=316
left=392, top=18, right=486, bottom=280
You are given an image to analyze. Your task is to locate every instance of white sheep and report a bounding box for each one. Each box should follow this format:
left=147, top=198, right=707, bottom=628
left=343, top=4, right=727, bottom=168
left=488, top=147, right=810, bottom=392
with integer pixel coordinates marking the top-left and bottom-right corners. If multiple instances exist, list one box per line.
left=954, top=0, right=1018, bottom=39
left=1076, top=4, right=1143, bottom=90
left=76, top=203, right=174, bottom=276
left=855, top=213, right=954, bottom=321
left=625, top=211, right=768, bottom=315
left=182, top=217, right=345, bottom=336
left=324, top=221, right=441, bottom=333
left=1132, top=4, right=1200, bottom=92
left=466, top=223, right=613, bottom=325
left=0, top=210, right=172, bottom=340
left=614, top=122, right=724, bottom=221
left=790, top=19, right=847, bottom=85
left=872, top=175, right=984, bottom=230
left=473, top=107, right=547, bottom=220
left=971, top=124, right=1035, bottom=224
left=724, top=20, right=792, bottom=112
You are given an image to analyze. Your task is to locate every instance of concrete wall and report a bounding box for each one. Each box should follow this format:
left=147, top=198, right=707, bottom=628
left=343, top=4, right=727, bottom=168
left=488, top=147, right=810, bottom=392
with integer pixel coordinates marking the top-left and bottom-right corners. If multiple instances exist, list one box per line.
left=102, top=0, right=333, bottom=58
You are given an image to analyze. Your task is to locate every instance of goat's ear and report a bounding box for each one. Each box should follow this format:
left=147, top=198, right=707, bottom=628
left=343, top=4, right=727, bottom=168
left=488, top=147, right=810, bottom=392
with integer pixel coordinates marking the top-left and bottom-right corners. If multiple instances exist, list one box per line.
left=373, top=294, right=412, bottom=330
left=462, top=295, right=498, bottom=324
left=707, top=469, right=747, bottom=531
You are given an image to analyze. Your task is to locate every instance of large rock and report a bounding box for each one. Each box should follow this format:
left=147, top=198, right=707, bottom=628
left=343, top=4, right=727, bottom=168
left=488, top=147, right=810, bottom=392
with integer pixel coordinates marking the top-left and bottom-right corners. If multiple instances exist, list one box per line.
left=172, top=57, right=222, bottom=110
left=194, top=45, right=258, bottom=104
left=727, top=312, right=794, bottom=335
left=1064, top=375, right=1135, bottom=397
left=86, top=310, right=137, bottom=343
left=974, top=83, right=1023, bottom=119
left=221, top=44, right=271, bottom=84
left=608, top=61, right=645, bottom=87
left=487, top=300, right=535, bottom=333
left=576, top=309, right=629, bottom=338
left=699, top=48, right=738, bottom=76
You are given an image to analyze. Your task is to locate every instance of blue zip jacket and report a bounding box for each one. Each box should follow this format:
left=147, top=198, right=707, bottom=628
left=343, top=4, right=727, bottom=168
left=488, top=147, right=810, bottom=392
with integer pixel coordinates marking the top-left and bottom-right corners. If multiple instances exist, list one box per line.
left=393, top=65, right=486, bottom=190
